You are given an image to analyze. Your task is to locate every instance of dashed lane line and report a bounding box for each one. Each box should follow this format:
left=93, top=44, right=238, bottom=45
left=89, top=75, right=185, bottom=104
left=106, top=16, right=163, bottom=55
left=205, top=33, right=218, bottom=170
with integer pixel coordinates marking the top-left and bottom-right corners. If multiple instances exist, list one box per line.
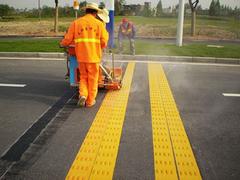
left=223, top=93, right=240, bottom=97
left=0, top=83, right=26, bottom=87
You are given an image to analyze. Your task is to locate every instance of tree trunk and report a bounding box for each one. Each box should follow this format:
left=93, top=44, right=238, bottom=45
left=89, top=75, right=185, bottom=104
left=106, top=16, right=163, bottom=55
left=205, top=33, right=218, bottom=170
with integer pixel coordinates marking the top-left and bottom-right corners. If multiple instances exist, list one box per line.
left=54, top=3, right=58, bottom=33
left=75, top=10, right=78, bottom=19
left=191, top=10, right=196, bottom=36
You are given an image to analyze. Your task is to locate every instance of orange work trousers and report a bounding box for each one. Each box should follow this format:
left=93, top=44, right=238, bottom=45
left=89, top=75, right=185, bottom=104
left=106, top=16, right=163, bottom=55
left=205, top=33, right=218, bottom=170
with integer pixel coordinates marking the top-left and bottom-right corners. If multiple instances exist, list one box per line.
left=79, top=63, right=99, bottom=106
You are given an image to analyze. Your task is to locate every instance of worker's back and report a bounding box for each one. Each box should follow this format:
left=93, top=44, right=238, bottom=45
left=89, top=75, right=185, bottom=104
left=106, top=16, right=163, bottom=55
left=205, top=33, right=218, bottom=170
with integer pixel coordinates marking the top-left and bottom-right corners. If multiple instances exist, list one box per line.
left=71, top=14, right=108, bottom=63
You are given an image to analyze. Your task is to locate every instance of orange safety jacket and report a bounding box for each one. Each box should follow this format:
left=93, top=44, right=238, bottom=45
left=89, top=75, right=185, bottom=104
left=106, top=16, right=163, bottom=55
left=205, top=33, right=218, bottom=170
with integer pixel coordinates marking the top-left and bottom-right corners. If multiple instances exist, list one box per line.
left=61, top=14, right=109, bottom=63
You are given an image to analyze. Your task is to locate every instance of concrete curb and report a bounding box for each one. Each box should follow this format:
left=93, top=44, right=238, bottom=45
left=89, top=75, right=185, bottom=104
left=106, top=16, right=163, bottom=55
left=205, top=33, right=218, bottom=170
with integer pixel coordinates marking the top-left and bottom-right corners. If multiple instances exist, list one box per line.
left=114, top=54, right=240, bottom=65
left=0, top=52, right=240, bottom=65
left=0, top=52, right=65, bottom=58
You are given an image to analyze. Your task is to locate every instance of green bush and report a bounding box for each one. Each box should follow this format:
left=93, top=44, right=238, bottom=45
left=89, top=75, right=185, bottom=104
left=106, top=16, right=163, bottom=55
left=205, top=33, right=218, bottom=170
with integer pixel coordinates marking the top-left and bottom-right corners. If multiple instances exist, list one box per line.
left=0, top=16, right=22, bottom=22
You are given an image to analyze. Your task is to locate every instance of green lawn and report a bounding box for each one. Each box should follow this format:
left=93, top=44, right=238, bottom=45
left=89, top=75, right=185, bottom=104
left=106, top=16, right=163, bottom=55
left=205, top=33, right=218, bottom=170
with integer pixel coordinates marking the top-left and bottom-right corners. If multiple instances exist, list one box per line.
left=0, top=39, right=63, bottom=52
left=115, top=16, right=240, bottom=38
left=0, top=39, right=240, bottom=58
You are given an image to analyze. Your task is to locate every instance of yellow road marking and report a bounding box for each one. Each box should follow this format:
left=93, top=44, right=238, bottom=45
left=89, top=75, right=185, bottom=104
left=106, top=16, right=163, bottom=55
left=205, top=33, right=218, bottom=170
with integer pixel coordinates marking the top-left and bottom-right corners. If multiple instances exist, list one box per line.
left=148, top=64, right=202, bottom=180
left=66, top=62, right=135, bottom=180
left=148, top=64, right=179, bottom=180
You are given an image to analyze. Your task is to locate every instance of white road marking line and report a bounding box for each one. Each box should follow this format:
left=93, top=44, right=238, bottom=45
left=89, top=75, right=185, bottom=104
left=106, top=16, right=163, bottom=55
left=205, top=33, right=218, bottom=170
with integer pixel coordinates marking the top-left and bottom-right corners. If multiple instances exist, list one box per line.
left=222, top=93, right=240, bottom=97
left=0, top=83, right=26, bottom=87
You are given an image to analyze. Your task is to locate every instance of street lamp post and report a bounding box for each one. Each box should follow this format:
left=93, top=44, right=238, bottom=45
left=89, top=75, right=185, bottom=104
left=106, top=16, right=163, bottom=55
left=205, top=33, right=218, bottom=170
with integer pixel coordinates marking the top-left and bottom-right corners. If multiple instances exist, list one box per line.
left=176, top=0, right=185, bottom=47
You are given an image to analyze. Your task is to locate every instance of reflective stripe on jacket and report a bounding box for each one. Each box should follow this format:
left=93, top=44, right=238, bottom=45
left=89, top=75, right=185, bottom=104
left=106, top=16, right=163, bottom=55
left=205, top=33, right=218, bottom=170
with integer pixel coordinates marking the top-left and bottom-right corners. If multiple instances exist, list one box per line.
left=74, top=38, right=101, bottom=43
left=61, top=14, right=109, bottom=63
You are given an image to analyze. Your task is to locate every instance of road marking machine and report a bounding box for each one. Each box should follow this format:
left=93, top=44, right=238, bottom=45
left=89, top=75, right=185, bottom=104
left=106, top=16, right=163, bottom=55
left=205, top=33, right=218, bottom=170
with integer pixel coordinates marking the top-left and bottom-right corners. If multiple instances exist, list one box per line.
left=62, top=46, right=123, bottom=90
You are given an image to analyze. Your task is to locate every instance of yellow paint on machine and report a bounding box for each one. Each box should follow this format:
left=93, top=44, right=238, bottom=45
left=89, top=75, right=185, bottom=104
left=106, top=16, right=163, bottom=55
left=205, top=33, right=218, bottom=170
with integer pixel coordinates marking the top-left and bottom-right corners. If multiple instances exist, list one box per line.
left=148, top=64, right=202, bottom=180
left=66, top=62, right=135, bottom=180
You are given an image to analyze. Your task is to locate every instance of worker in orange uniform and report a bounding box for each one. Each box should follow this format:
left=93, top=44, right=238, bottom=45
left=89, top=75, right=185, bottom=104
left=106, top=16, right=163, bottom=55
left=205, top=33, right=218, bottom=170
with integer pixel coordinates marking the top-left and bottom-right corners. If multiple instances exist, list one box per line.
left=61, top=3, right=109, bottom=107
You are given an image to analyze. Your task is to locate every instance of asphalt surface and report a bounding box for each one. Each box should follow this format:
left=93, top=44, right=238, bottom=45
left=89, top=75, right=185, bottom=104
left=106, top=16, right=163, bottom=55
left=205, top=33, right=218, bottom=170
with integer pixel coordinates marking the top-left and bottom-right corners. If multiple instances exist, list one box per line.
left=0, top=60, right=69, bottom=156
left=0, top=59, right=240, bottom=180
left=164, top=63, right=240, bottom=180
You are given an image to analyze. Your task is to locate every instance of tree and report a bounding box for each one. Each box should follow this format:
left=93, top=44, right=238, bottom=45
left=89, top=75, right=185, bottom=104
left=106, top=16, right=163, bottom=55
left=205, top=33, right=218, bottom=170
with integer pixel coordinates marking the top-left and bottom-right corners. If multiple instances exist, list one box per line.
left=215, top=0, right=221, bottom=16
left=233, top=6, right=240, bottom=19
left=114, top=0, right=126, bottom=15
left=156, top=0, right=163, bottom=17
left=115, top=0, right=121, bottom=15
left=209, top=0, right=222, bottom=16
left=54, top=0, right=58, bottom=33
left=209, top=0, right=216, bottom=16
left=189, top=0, right=199, bottom=36
left=79, top=1, right=87, bottom=8
left=120, top=0, right=126, bottom=7
left=0, top=4, right=11, bottom=17
left=79, top=1, right=87, bottom=16
left=143, top=2, right=152, bottom=17
left=42, top=5, right=54, bottom=17
left=99, top=2, right=105, bottom=9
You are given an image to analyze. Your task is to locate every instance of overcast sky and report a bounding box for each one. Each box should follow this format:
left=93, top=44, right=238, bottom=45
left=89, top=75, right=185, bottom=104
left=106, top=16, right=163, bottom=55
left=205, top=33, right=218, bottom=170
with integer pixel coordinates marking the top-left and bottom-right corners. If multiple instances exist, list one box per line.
left=0, top=0, right=239, bottom=9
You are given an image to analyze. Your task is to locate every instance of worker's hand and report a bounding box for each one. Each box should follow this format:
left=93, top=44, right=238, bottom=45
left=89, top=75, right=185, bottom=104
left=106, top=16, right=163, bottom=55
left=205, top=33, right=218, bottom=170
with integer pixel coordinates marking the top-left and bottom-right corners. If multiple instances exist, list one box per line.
left=59, top=42, right=64, bottom=48
left=59, top=43, right=67, bottom=48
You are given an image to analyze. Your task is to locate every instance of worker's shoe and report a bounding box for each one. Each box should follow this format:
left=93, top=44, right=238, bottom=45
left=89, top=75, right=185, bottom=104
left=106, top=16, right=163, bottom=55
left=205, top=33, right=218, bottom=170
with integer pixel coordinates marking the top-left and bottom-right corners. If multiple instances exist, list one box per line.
left=77, top=96, right=86, bottom=107
left=65, top=73, right=69, bottom=80
left=86, top=100, right=96, bottom=108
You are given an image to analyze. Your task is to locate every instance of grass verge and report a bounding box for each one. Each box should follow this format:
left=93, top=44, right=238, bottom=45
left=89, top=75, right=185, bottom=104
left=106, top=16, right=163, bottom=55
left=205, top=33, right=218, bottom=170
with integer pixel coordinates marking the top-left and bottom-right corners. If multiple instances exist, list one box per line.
left=0, top=39, right=240, bottom=58
left=0, top=39, right=63, bottom=52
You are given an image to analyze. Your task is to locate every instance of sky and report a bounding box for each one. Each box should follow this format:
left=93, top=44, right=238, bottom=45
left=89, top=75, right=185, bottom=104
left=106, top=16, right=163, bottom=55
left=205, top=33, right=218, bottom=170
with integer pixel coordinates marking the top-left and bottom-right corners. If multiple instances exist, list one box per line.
left=0, top=0, right=239, bottom=9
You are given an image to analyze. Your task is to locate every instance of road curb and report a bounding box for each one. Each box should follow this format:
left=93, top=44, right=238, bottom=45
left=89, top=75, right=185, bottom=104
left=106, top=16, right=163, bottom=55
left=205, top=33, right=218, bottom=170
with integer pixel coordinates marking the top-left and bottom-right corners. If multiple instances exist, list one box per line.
left=0, top=52, right=65, bottom=58
left=0, top=52, right=240, bottom=65
left=114, top=54, right=240, bottom=64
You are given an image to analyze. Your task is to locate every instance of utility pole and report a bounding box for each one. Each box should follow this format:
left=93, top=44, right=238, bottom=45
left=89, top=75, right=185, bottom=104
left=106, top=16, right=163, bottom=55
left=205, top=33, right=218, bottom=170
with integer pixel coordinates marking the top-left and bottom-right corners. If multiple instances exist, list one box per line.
left=38, top=0, right=41, bottom=21
left=176, top=0, right=185, bottom=47
left=105, top=0, right=115, bottom=48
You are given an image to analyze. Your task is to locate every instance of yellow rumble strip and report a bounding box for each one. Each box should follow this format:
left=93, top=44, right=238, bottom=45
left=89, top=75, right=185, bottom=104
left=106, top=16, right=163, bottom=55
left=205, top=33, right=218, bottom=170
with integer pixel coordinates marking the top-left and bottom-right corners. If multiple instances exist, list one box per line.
left=66, top=62, right=135, bottom=180
left=148, top=64, right=202, bottom=180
